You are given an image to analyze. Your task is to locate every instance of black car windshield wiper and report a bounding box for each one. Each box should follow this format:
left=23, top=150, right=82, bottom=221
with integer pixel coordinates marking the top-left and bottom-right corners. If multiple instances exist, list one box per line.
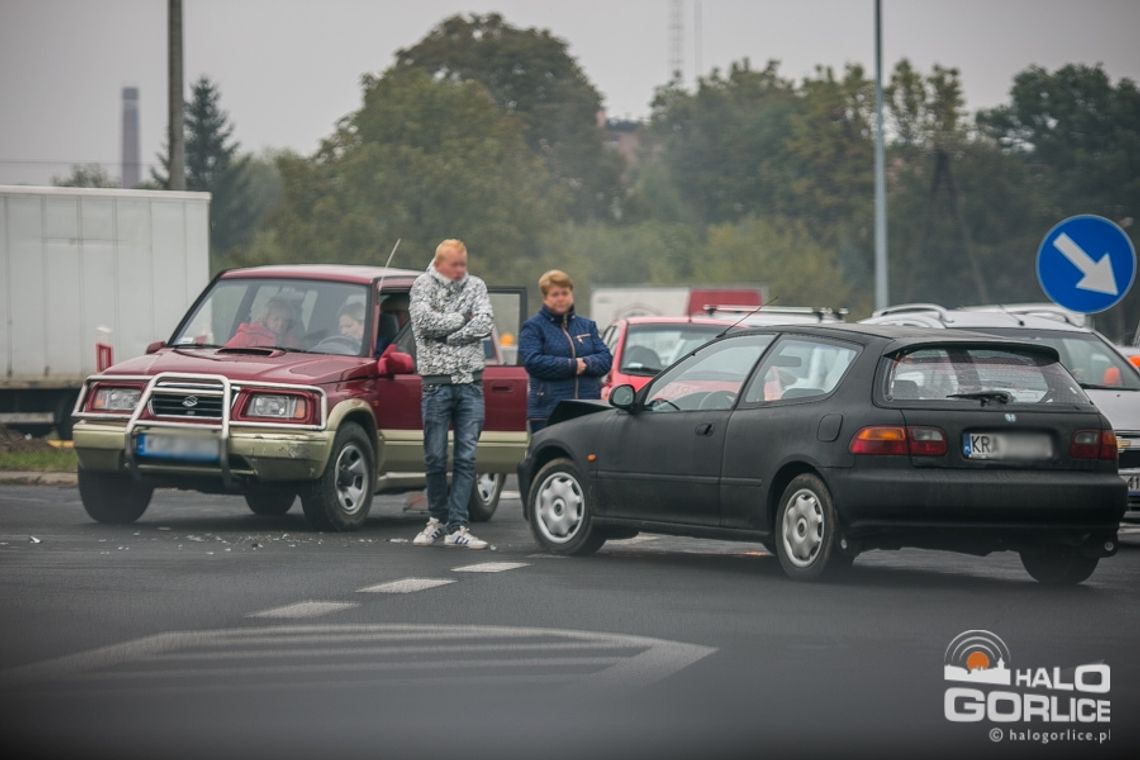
left=946, top=390, right=1013, bottom=404
left=1078, top=382, right=1132, bottom=391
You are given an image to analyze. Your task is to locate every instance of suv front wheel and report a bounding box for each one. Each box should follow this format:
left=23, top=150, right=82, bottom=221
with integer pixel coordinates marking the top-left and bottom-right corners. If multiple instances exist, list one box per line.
left=300, top=423, right=374, bottom=531
left=78, top=468, right=153, bottom=524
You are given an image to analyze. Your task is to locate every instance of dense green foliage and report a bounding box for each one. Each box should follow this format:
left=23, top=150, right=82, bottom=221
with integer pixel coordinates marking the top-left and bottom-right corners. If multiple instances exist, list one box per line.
left=207, top=15, right=1138, bottom=340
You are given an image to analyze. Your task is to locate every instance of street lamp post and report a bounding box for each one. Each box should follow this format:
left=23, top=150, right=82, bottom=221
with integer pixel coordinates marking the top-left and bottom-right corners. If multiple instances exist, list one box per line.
left=873, top=0, right=888, bottom=310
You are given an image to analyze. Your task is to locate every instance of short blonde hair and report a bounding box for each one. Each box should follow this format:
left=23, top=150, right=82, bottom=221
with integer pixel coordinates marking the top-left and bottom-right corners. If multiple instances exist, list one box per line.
left=434, top=238, right=467, bottom=263
left=539, top=269, right=574, bottom=296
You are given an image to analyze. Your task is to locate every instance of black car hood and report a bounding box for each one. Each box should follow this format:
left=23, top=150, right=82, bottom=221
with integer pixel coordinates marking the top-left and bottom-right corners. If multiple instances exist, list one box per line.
left=549, top=399, right=612, bottom=426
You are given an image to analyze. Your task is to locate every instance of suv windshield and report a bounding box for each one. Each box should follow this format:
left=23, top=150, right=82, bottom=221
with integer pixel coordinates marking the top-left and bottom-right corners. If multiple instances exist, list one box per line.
left=622, top=323, right=724, bottom=375
left=171, top=278, right=371, bottom=356
left=981, top=328, right=1140, bottom=391
left=886, top=346, right=1092, bottom=406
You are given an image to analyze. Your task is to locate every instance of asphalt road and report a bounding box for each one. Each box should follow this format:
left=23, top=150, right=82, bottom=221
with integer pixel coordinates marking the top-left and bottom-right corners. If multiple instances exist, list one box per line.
left=1, top=483, right=1137, bottom=760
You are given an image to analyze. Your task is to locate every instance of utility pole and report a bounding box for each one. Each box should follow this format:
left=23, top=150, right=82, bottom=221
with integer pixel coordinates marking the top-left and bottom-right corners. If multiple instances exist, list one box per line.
left=669, top=0, right=683, bottom=82
left=873, top=0, right=889, bottom=310
left=167, top=0, right=185, bottom=190
left=694, top=0, right=703, bottom=87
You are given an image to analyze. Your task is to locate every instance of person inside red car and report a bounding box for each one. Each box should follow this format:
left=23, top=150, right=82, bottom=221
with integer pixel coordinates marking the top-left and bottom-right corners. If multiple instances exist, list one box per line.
left=519, top=269, right=612, bottom=433
left=225, top=297, right=300, bottom=349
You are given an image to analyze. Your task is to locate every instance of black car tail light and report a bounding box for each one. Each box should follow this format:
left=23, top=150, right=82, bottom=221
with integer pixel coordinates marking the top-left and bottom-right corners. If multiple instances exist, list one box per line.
left=850, top=425, right=947, bottom=457
left=850, top=426, right=907, bottom=455
left=1071, top=430, right=1117, bottom=460
left=907, top=426, right=948, bottom=456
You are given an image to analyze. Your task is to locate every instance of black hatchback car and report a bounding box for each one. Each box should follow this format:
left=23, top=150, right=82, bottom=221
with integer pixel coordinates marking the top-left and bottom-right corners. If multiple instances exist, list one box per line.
left=517, top=325, right=1127, bottom=584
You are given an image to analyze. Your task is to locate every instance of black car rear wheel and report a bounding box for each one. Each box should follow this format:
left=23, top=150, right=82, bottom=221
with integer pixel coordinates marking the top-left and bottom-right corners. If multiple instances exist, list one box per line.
left=244, top=486, right=296, bottom=516
left=78, top=468, right=153, bottom=524
left=300, top=423, right=373, bottom=531
left=1019, top=548, right=1099, bottom=585
left=774, top=473, right=847, bottom=581
left=526, top=458, right=605, bottom=556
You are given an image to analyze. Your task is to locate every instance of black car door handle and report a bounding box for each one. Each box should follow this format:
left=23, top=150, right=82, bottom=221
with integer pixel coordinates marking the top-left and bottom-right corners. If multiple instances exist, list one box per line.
left=695, top=423, right=714, bottom=436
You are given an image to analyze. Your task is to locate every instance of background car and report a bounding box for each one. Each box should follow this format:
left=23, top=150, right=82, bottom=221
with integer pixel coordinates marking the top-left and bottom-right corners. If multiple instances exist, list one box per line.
left=862, top=303, right=1140, bottom=522
left=599, top=316, right=728, bottom=398
left=519, top=325, right=1126, bottom=584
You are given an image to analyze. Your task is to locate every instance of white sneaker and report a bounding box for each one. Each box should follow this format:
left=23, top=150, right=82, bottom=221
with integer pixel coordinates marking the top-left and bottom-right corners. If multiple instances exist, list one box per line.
left=444, top=526, right=488, bottom=549
left=413, top=518, right=445, bottom=546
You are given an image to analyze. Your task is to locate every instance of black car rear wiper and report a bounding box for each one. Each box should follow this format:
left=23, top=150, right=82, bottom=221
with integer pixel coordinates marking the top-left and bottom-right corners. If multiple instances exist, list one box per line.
left=946, top=390, right=1013, bottom=404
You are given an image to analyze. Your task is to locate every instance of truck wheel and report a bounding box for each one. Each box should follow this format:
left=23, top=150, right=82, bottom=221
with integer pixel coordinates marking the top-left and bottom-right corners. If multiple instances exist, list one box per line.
left=244, top=487, right=295, bottom=516
left=526, top=458, right=606, bottom=556
left=1020, top=548, right=1099, bottom=586
left=78, top=468, right=153, bottom=524
left=774, top=473, right=847, bottom=582
left=467, top=473, right=504, bottom=523
left=55, top=392, right=79, bottom=441
left=300, top=423, right=373, bottom=531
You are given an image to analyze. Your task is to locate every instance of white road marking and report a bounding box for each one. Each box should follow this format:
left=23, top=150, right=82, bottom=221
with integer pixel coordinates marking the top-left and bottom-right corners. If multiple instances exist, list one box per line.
left=500, top=490, right=521, bottom=500
left=1, top=624, right=716, bottom=694
left=357, top=578, right=455, bottom=594
left=451, top=561, right=529, bottom=573
left=247, top=601, right=359, bottom=619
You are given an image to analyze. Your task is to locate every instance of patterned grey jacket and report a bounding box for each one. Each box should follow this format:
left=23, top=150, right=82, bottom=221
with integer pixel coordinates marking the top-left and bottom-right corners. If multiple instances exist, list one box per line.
left=408, top=264, right=494, bottom=384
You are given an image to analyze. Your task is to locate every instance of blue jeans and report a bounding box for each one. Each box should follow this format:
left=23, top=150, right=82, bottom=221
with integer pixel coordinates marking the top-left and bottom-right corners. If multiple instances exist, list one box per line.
left=421, top=382, right=485, bottom=532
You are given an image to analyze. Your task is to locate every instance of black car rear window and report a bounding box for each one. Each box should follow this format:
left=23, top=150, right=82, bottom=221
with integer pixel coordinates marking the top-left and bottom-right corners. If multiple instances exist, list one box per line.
left=885, top=346, right=1092, bottom=406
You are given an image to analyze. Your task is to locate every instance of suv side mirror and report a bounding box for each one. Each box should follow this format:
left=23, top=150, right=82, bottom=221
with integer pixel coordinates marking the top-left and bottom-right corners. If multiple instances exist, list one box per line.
left=377, top=350, right=415, bottom=377
left=610, top=384, right=637, bottom=410
left=145, top=340, right=164, bottom=355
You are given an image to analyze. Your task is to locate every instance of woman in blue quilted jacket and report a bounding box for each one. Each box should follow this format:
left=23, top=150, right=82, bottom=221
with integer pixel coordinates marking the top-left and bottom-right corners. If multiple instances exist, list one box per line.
left=518, top=270, right=613, bottom=433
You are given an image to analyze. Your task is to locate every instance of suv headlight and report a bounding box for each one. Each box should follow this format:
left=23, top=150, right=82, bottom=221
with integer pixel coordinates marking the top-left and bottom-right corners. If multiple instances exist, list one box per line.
left=91, top=387, right=141, bottom=411
left=247, top=394, right=309, bottom=420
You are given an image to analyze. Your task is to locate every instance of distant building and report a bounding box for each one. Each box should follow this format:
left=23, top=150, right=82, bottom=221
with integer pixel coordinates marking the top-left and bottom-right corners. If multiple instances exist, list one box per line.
left=601, top=116, right=644, bottom=171
left=121, top=87, right=140, bottom=189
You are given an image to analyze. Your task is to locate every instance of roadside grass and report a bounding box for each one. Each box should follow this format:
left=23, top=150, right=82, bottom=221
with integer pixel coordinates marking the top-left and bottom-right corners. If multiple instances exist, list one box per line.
left=0, top=448, right=78, bottom=472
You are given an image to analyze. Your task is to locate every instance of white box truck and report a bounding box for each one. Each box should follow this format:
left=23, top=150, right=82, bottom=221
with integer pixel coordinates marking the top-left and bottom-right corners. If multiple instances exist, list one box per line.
left=589, top=285, right=766, bottom=329
left=1, top=185, right=210, bottom=437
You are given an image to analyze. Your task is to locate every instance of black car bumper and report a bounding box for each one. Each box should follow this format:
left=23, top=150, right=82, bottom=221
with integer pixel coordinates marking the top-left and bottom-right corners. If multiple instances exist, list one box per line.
left=830, top=467, right=1126, bottom=555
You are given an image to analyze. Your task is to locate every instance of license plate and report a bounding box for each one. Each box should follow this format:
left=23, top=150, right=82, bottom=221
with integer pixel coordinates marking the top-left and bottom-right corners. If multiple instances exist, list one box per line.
left=1122, top=469, right=1140, bottom=495
left=136, top=433, right=219, bottom=462
left=963, top=432, right=1052, bottom=461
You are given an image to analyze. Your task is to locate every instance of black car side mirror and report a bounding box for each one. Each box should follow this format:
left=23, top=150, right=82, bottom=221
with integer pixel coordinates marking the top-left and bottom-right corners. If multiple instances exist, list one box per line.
left=610, top=384, right=637, bottom=411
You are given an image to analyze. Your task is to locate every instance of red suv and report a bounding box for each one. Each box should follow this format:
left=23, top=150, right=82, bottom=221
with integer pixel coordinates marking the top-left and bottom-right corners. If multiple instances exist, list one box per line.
left=71, top=265, right=529, bottom=531
left=599, top=316, right=728, bottom=398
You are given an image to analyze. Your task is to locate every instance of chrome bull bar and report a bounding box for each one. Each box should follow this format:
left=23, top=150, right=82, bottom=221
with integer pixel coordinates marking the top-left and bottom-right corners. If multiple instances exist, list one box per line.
left=74, top=372, right=328, bottom=487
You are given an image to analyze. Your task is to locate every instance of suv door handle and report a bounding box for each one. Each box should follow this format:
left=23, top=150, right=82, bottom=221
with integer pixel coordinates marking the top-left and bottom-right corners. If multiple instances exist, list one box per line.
left=695, top=423, right=714, bottom=436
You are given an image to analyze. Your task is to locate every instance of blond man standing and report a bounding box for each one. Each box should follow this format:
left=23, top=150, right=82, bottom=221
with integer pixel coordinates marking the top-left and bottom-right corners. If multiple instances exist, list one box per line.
left=408, top=240, right=494, bottom=549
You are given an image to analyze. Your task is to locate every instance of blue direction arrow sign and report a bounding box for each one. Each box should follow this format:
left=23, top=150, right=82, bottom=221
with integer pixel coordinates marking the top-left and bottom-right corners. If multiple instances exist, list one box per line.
left=1037, top=215, right=1136, bottom=314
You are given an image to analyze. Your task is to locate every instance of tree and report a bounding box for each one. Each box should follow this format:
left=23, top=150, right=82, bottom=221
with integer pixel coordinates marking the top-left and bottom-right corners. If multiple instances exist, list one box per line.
left=641, top=60, right=801, bottom=226
left=979, top=64, right=1140, bottom=339
left=52, top=164, right=117, bottom=188
left=154, top=76, right=256, bottom=261
left=268, top=68, right=562, bottom=285
left=395, top=14, right=624, bottom=221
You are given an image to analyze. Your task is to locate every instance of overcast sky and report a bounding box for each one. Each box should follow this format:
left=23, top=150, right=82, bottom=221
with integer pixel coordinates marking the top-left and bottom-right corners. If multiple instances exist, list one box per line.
left=2, top=0, right=1139, bottom=185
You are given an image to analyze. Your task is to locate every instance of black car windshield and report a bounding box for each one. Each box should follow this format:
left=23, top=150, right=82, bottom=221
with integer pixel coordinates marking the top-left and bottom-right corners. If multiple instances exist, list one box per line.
left=621, top=323, right=724, bottom=375
left=171, top=278, right=371, bottom=357
left=980, top=328, right=1140, bottom=391
left=886, top=346, right=1092, bottom=406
